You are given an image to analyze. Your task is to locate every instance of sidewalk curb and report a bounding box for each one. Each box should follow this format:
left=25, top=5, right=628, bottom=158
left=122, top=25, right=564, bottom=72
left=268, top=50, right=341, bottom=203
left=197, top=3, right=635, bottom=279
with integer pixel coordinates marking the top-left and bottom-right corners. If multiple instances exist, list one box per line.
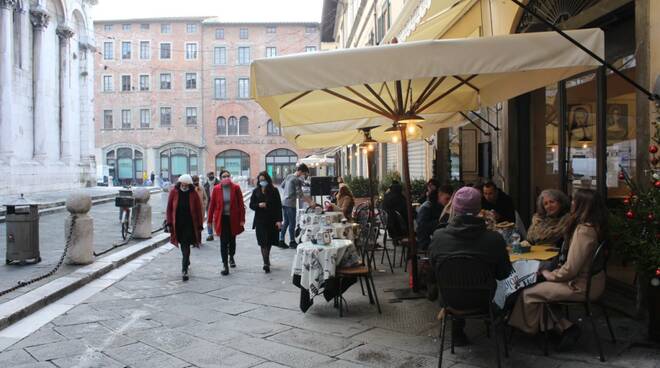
left=0, top=233, right=170, bottom=331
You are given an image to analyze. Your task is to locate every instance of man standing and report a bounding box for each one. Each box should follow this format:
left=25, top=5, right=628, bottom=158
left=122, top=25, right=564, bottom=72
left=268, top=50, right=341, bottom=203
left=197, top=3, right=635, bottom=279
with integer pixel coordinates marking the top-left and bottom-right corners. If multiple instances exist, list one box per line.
left=279, top=164, right=315, bottom=249
left=481, top=182, right=516, bottom=223
left=204, top=171, right=219, bottom=241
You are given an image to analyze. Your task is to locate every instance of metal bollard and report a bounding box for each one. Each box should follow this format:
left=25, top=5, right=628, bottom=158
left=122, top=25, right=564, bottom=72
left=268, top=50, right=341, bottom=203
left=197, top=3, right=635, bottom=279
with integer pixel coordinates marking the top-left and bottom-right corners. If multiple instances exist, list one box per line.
left=64, top=193, right=94, bottom=265
left=132, top=188, right=152, bottom=239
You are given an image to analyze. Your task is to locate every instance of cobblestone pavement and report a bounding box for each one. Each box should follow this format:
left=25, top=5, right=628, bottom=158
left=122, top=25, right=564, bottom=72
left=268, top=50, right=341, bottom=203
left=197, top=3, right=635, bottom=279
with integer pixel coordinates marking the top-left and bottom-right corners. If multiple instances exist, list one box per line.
left=0, top=212, right=658, bottom=368
left=0, top=192, right=168, bottom=301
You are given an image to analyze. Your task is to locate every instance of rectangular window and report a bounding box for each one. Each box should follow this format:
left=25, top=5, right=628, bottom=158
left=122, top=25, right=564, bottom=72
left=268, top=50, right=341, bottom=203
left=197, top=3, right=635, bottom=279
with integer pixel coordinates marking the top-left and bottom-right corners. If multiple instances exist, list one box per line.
left=122, top=24, right=131, bottom=31
left=265, top=47, right=277, bottom=58
left=139, top=75, right=149, bottom=91
left=213, top=47, right=226, bottom=65
left=160, top=43, right=171, bottom=59
left=186, top=107, right=197, bottom=125
left=215, top=28, right=224, bottom=39
left=140, top=109, right=150, bottom=128
left=104, top=24, right=113, bottom=32
left=103, top=42, right=113, bottom=60
left=102, top=75, right=113, bottom=92
left=266, top=25, right=276, bottom=34
left=103, top=110, right=113, bottom=129
left=214, top=78, right=226, bottom=99
left=121, top=41, right=131, bottom=59
left=160, top=107, right=171, bottom=126
left=139, top=41, right=150, bottom=59
left=238, top=47, right=250, bottom=65
left=186, top=23, right=197, bottom=33
left=185, top=43, right=198, bottom=60
left=239, top=28, right=248, bottom=39
left=306, top=25, right=317, bottom=33
left=140, top=23, right=149, bottom=30
left=161, top=23, right=171, bottom=34
left=305, top=46, right=317, bottom=53
left=121, top=109, right=131, bottom=129
left=160, top=73, right=171, bottom=90
left=121, top=75, right=131, bottom=91
left=238, top=78, right=249, bottom=99
left=185, top=73, right=197, bottom=89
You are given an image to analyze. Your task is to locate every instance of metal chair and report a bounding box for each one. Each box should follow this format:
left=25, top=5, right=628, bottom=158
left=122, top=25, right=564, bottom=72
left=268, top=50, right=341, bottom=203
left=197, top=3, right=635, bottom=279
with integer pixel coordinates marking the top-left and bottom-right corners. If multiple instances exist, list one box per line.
left=542, top=241, right=616, bottom=362
left=387, top=210, right=411, bottom=268
left=435, top=255, right=508, bottom=368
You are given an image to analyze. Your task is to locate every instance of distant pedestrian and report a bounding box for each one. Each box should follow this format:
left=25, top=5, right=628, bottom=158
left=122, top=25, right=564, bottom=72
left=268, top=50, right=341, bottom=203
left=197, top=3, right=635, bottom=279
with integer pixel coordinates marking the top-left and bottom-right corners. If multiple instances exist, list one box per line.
left=208, top=170, right=245, bottom=275
left=249, top=171, right=282, bottom=273
left=150, top=171, right=155, bottom=183
left=203, top=171, right=219, bottom=241
left=142, top=171, right=148, bottom=184
left=279, top=163, right=315, bottom=249
left=166, top=174, right=203, bottom=281
left=192, top=175, right=208, bottom=238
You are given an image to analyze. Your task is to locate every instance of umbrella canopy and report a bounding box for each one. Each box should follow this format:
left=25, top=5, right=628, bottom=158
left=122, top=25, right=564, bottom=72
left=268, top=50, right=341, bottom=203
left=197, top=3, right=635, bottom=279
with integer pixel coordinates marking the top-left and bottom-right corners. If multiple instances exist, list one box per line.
left=251, top=28, right=603, bottom=127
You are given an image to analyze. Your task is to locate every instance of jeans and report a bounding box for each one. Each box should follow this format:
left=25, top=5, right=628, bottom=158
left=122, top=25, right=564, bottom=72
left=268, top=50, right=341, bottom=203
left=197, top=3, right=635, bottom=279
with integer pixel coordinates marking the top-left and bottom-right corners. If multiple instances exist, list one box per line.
left=280, top=206, right=297, bottom=242
left=220, top=215, right=236, bottom=265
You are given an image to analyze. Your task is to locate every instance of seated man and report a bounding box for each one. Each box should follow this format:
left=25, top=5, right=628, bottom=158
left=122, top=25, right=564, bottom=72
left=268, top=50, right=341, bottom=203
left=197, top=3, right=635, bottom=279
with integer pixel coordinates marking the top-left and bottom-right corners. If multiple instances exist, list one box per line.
left=429, top=186, right=512, bottom=346
left=481, top=182, right=516, bottom=223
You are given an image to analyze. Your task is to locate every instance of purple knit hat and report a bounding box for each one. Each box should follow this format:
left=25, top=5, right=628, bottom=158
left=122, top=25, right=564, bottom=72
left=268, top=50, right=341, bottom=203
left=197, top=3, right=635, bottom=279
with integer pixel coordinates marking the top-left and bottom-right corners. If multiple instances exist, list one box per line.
left=452, top=187, right=482, bottom=215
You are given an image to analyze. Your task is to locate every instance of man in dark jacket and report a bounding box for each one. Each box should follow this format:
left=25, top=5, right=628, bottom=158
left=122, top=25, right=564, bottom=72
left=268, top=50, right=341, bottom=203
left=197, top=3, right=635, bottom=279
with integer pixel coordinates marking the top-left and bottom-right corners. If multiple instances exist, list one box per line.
left=481, top=182, right=516, bottom=223
left=429, top=186, right=512, bottom=346
left=203, top=171, right=219, bottom=241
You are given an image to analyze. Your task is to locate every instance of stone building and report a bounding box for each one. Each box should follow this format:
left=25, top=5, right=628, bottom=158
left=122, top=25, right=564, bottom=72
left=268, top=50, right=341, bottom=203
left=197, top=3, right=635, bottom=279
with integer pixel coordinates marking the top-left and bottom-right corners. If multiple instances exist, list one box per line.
left=94, top=17, right=319, bottom=185
left=0, top=0, right=96, bottom=195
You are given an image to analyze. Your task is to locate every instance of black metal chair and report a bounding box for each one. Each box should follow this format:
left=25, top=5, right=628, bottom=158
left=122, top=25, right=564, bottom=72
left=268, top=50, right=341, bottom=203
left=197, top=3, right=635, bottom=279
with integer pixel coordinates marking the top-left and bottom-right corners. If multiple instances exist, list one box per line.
left=386, top=210, right=411, bottom=268
left=542, top=241, right=616, bottom=362
left=435, top=255, right=508, bottom=368
left=374, top=204, right=395, bottom=273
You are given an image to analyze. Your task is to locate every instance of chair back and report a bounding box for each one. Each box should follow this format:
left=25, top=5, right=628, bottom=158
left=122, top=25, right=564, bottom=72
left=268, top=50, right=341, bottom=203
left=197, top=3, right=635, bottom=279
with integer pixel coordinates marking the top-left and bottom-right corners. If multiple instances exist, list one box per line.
left=435, top=255, right=496, bottom=312
left=387, top=210, right=409, bottom=239
left=585, top=240, right=608, bottom=299
left=354, top=202, right=371, bottom=227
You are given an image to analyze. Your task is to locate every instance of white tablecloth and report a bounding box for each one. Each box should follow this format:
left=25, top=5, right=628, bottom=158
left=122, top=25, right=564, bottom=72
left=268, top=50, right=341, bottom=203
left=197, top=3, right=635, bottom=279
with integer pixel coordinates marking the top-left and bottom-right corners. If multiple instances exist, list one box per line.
left=291, top=239, right=359, bottom=297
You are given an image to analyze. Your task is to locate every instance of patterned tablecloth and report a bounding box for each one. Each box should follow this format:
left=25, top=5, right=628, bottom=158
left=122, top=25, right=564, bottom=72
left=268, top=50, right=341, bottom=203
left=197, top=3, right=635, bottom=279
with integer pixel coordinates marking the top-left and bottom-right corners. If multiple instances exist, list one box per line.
left=291, top=239, right=360, bottom=298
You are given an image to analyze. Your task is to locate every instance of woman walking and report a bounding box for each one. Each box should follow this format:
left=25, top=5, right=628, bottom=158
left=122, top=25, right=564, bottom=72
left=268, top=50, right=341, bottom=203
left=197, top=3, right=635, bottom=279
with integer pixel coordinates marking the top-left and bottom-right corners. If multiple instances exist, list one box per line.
left=166, top=174, right=203, bottom=281
left=208, top=170, right=245, bottom=275
left=192, top=175, right=208, bottom=240
left=249, top=172, right=282, bottom=273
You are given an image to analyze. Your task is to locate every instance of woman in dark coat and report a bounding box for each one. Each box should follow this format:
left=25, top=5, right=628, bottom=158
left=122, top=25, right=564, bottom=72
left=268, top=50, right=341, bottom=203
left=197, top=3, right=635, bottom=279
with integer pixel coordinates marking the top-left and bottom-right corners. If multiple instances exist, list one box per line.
left=166, top=174, right=203, bottom=281
left=249, top=171, right=282, bottom=273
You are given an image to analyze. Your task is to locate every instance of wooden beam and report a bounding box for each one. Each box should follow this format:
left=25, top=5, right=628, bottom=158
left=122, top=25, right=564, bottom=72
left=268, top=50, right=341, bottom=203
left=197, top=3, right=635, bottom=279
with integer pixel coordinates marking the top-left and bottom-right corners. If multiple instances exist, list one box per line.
left=280, top=91, right=312, bottom=110
left=417, top=75, right=477, bottom=113
left=321, top=88, right=395, bottom=120
left=345, top=86, right=394, bottom=117
left=412, top=76, right=447, bottom=112
left=363, top=84, right=397, bottom=116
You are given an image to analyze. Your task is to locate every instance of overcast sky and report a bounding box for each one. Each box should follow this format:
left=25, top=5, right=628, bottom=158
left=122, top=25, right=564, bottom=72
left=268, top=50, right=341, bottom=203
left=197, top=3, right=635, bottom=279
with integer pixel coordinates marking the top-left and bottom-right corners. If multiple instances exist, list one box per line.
left=93, top=0, right=323, bottom=22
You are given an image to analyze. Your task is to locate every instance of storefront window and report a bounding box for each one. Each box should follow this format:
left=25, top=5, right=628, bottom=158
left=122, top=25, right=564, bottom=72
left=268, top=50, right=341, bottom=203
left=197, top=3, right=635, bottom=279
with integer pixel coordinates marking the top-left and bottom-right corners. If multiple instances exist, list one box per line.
left=159, top=146, right=199, bottom=182
left=566, top=71, right=598, bottom=195
left=216, top=150, right=250, bottom=178
left=266, top=148, right=298, bottom=183
left=105, top=147, right=144, bottom=185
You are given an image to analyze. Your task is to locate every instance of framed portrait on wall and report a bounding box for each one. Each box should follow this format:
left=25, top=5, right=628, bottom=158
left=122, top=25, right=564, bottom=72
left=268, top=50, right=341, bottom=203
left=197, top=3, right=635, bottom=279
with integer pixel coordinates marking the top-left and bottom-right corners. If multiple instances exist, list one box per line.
left=568, top=104, right=593, bottom=141
left=606, top=103, right=628, bottom=140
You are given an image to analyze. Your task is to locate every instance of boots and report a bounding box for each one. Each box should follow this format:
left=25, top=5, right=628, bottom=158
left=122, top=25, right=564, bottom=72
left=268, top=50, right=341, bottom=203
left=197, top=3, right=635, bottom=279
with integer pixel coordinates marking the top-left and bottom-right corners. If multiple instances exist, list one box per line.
left=229, top=256, right=236, bottom=268
left=261, top=247, right=271, bottom=273
left=182, top=269, right=189, bottom=281
left=221, top=263, right=229, bottom=276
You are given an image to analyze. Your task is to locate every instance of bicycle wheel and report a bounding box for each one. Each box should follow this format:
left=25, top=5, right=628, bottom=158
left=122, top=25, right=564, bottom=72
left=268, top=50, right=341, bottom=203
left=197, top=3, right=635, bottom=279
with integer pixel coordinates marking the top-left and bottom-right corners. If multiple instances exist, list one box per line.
left=121, top=221, right=129, bottom=240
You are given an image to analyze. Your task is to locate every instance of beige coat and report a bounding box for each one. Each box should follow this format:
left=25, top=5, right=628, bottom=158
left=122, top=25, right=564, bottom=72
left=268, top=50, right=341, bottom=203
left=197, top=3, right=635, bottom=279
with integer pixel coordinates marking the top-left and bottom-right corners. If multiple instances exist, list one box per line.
left=508, top=224, right=605, bottom=334
left=194, top=185, right=207, bottom=220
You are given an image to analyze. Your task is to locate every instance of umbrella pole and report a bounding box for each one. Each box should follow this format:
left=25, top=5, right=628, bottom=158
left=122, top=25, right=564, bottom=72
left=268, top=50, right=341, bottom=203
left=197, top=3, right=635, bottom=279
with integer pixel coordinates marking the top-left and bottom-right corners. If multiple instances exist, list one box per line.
left=399, top=125, right=419, bottom=292
left=367, top=149, right=375, bottom=220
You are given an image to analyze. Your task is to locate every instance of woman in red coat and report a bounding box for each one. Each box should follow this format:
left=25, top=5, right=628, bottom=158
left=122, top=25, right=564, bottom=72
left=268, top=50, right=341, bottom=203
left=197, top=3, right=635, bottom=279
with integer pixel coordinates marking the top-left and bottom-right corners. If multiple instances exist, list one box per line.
left=208, top=170, right=245, bottom=275
left=166, top=174, right=203, bottom=281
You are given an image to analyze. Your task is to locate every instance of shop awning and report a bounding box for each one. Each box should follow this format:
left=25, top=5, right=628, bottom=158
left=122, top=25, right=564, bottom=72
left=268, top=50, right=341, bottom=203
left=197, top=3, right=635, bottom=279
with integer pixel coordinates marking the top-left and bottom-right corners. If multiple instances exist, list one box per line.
left=406, top=0, right=479, bottom=41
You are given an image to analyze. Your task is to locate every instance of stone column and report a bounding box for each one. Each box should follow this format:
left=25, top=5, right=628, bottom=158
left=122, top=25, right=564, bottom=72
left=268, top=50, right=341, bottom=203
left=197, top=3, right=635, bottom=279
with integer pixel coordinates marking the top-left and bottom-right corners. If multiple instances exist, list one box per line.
left=18, top=3, right=28, bottom=69
left=57, top=25, right=74, bottom=162
left=30, top=7, right=50, bottom=161
left=64, top=193, right=95, bottom=265
left=0, top=0, right=16, bottom=163
left=132, top=188, right=152, bottom=239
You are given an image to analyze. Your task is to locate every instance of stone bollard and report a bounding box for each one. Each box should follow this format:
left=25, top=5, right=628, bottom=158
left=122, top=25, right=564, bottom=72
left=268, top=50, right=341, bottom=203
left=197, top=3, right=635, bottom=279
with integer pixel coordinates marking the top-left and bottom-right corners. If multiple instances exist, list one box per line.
left=132, top=188, right=152, bottom=239
left=64, top=193, right=95, bottom=265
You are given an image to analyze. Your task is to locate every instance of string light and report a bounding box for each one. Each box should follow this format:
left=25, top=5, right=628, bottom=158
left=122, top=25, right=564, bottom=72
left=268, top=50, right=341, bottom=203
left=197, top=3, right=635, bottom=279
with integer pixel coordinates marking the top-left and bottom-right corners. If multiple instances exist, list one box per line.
left=392, top=135, right=399, bottom=143
left=406, top=124, right=416, bottom=134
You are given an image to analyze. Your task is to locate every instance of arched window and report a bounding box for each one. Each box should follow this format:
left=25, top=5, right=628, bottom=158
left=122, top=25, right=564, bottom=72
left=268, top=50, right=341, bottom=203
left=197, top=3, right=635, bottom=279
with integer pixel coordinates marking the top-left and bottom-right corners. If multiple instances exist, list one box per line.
left=265, top=148, right=298, bottom=182
left=216, top=150, right=250, bottom=178
left=216, top=116, right=226, bottom=135
left=239, top=116, right=249, bottom=135
left=105, top=146, right=145, bottom=185
left=159, top=145, right=199, bottom=182
left=227, top=116, right=238, bottom=135
left=266, top=119, right=280, bottom=136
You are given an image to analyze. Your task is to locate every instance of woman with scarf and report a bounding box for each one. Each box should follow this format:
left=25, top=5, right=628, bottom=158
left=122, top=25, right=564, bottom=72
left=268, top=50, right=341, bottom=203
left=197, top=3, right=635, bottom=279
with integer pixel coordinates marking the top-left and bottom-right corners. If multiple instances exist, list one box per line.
left=526, top=189, right=571, bottom=246
left=166, top=174, right=203, bottom=281
left=208, top=170, right=246, bottom=276
left=249, top=171, right=282, bottom=273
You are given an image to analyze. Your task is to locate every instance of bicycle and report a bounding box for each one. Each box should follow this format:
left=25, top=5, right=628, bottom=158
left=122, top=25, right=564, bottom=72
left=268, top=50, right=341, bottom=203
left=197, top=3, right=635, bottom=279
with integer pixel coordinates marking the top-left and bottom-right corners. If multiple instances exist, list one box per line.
left=115, top=187, right=136, bottom=240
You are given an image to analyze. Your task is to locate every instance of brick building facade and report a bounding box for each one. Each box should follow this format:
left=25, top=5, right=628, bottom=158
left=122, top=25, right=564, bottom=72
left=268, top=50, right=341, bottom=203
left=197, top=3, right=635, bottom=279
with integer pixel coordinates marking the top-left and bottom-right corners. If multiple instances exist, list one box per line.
left=94, top=17, right=319, bottom=185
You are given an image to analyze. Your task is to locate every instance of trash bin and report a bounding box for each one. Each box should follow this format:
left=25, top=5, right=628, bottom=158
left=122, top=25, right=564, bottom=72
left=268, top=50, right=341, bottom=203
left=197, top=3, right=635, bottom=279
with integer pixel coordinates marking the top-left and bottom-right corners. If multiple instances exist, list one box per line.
left=4, top=194, right=41, bottom=264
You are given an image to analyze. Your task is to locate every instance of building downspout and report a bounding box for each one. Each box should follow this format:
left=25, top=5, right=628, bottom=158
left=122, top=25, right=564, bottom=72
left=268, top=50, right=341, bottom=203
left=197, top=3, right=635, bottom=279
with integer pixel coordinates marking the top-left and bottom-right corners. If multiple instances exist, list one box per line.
left=199, top=21, right=206, bottom=175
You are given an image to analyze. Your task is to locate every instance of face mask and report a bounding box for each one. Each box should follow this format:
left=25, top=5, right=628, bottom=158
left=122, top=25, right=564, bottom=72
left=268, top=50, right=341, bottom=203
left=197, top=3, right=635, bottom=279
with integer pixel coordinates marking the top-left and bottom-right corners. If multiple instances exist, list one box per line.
left=180, top=185, right=189, bottom=192
left=208, top=176, right=215, bottom=182
left=221, top=178, right=231, bottom=185
left=259, top=181, right=268, bottom=188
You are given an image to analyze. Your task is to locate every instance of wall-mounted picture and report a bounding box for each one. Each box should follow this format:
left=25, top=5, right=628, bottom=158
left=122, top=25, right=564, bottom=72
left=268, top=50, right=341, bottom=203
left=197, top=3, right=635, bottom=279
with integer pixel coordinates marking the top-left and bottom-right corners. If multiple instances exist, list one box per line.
left=606, top=103, right=628, bottom=140
left=569, top=104, right=593, bottom=141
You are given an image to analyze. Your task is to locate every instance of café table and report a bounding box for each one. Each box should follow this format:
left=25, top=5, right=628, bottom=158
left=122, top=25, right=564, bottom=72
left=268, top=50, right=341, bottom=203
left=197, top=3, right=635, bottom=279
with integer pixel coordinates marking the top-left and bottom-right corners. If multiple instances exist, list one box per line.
left=508, top=245, right=559, bottom=262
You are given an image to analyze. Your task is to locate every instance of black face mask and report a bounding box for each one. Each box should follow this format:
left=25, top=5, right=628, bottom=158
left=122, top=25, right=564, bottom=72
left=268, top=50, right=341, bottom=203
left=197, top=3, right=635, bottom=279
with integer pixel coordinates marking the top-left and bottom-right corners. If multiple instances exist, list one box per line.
left=208, top=176, right=215, bottom=182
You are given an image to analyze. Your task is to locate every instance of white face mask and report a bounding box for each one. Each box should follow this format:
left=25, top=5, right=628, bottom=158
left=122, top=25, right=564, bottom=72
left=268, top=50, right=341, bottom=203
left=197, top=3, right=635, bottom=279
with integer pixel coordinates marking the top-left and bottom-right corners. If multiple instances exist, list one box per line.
left=180, top=185, right=190, bottom=192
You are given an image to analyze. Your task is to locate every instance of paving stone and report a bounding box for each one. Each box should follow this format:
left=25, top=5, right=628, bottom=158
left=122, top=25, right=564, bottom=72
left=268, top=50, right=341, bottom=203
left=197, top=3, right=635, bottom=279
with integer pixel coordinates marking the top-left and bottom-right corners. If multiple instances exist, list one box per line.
left=103, top=342, right=189, bottom=368
left=142, top=311, right=199, bottom=329
left=129, top=327, right=210, bottom=354
left=100, top=315, right=162, bottom=333
left=176, top=321, right=248, bottom=345
left=206, top=298, right=261, bottom=316
left=51, top=351, right=125, bottom=368
left=251, top=362, right=292, bottom=368
left=226, top=336, right=336, bottom=368
left=175, top=343, right=265, bottom=368
left=214, top=314, right=291, bottom=337
left=207, top=285, right=277, bottom=301
left=53, top=322, right=113, bottom=339
left=244, top=290, right=305, bottom=311
left=0, top=348, right=39, bottom=366
left=268, top=328, right=361, bottom=356
left=25, top=339, right=90, bottom=361
left=323, top=360, right=373, bottom=368
left=51, top=305, right=121, bottom=326
left=15, top=363, right=58, bottom=368
left=337, top=344, right=438, bottom=368
left=10, top=326, right=65, bottom=350
left=351, top=327, right=439, bottom=356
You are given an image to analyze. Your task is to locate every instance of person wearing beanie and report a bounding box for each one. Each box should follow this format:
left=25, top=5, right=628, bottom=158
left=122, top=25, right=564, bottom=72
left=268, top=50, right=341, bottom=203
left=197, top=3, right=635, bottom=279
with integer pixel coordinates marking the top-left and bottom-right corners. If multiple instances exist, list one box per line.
left=428, top=186, right=512, bottom=346
left=166, top=174, right=203, bottom=281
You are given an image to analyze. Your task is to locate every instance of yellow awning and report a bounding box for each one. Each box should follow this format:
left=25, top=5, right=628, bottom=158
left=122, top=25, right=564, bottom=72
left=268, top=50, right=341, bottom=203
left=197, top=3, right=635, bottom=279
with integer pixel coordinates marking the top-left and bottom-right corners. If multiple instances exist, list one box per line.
left=407, top=0, right=479, bottom=41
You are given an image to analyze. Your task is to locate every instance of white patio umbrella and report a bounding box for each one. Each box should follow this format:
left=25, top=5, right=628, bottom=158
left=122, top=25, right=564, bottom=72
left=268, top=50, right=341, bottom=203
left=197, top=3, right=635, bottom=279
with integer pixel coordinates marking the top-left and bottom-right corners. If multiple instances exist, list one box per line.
left=250, top=28, right=604, bottom=291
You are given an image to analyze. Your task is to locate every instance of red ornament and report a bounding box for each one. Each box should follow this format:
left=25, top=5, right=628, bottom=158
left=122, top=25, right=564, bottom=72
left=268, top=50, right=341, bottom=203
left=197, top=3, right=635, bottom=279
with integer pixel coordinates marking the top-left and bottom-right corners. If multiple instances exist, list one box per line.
left=655, top=180, right=660, bottom=189
left=626, top=210, right=635, bottom=219
left=618, top=171, right=626, bottom=180
left=623, top=198, right=630, bottom=205
left=650, top=145, right=659, bottom=154
left=656, top=269, right=660, bottom=277
left=648, top=213, right=656, bottom=222
left=652, top=157, right=659, bottom=166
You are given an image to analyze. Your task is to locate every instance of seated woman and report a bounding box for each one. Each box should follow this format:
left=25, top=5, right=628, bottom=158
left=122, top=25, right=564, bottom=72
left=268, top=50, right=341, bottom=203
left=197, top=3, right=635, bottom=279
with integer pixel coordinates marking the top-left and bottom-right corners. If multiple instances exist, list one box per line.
left=332, top=184, right=355, bottom=221
left=416, top=190, right=442, bottom=251
left=383, top=181, right=409, bottom=237
left=508, top=189, right=608, bottom=350
left=526, top=189, right=571, bottom=246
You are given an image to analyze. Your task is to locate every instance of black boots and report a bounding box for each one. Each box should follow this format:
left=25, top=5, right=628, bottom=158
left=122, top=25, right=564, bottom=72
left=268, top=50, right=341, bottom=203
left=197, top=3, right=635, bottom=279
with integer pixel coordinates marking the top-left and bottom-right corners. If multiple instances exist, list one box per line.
left=261, top=247, right=271, bottom=273
left=221, top=263, right=229, bottom=276
left=229, top=256, right=236, bottom=268
left=182, top=270, right=189, bottom=281
left=277, top=240, right=288, bottom=249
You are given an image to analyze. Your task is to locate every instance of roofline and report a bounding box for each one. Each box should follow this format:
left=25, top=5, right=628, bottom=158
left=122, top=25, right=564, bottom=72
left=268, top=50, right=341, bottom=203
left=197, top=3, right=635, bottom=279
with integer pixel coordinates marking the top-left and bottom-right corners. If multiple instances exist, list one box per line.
left=94, top=16, right=211, bottom=24
left=202, top=20, right=320, bottom=26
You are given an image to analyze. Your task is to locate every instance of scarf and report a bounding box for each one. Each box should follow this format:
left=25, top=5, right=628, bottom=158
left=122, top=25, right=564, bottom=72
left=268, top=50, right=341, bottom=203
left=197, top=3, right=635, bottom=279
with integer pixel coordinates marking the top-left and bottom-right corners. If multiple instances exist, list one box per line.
left=526, top=212, right=571, bottom=245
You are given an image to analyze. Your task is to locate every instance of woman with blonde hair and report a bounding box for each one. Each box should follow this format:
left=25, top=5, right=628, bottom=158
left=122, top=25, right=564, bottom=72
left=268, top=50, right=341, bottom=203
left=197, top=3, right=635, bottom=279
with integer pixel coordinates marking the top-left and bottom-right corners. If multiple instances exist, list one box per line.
left=334, top=184, right=355, bottom=221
